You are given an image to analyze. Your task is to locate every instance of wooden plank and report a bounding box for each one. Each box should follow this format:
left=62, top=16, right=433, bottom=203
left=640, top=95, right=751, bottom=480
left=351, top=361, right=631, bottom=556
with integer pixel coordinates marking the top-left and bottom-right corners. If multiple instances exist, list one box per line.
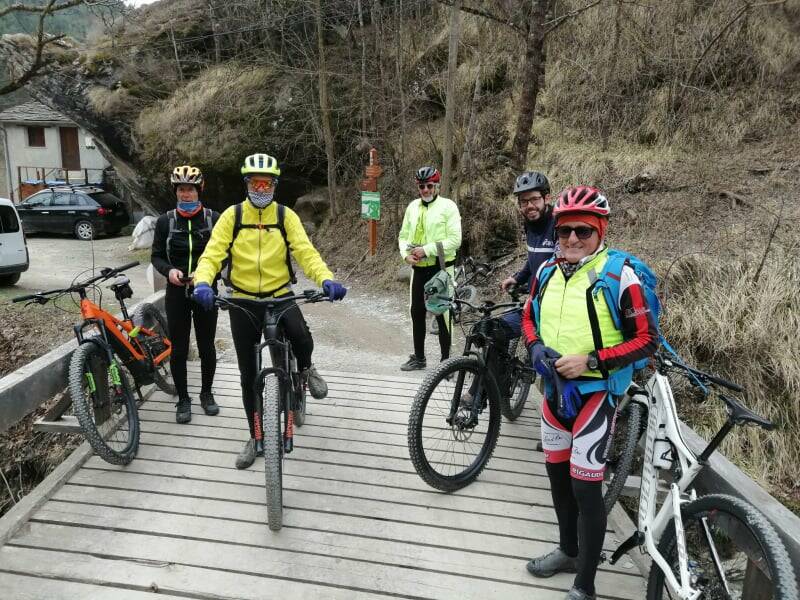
left=24, top=504, right=643, bottom=598
left=0, top=545, right=395, bottom=600
left=129, top=443, right=552, bottom=489
left=81, top=456, right=551, bottom=505
left=198, top=363, right=427, bottom=386
left=0, top=572, right=188, bottom=600
left=67, top=467, right=548, bottom=522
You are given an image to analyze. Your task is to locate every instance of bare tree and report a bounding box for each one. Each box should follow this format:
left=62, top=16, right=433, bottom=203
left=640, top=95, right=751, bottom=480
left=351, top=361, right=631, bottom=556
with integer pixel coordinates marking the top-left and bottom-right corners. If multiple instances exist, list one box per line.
left=0, top=0, right=86, bottom=95
left=314, top=0, right=338, bottom=217
left=440, top=0, right=461, bottom=196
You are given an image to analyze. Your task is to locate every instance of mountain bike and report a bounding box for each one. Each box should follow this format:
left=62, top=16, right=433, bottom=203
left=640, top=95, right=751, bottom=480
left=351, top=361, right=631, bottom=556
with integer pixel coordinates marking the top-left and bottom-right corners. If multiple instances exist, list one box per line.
left=429, top=256, right=492, bottom=335
left=12, top=262, right=175, bottom=465
left=216, top=289, right=329, bottom=531
left=607, top=352, right=798, bottom=600
left=407, top=290, right=534, bottom=492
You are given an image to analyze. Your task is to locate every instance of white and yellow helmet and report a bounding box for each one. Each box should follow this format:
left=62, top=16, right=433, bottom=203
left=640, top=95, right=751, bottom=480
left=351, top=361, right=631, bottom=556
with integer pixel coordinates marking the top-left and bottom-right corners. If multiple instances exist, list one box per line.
left=241, top=153, right=281, bottom=177
left=170, top=165, right=204, bottom=188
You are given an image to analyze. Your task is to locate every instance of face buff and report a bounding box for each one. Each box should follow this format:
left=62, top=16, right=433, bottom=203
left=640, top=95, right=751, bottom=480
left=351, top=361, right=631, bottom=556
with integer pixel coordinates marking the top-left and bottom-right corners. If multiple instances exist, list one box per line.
left=176, top=200, right=201, bottom=217
left=248, top=190, right=274, bottom=208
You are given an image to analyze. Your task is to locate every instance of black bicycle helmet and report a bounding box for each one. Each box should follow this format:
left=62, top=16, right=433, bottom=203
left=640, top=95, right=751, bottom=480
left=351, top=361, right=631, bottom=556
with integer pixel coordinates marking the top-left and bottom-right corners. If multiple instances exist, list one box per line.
left=513, top=171, right=550, bottom=195
left=415, top=166, right=441, bottom=183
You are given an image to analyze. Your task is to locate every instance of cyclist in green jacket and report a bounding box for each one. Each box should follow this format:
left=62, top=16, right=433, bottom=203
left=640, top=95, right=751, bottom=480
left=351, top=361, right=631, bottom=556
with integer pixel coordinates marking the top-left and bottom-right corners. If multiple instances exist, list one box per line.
left=397, top=167, right=462, bottom=371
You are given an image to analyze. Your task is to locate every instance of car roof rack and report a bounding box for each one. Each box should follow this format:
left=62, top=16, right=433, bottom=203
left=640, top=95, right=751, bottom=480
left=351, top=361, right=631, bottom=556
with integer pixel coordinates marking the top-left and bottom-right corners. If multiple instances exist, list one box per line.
left=44, top=184, right=104, bottom=193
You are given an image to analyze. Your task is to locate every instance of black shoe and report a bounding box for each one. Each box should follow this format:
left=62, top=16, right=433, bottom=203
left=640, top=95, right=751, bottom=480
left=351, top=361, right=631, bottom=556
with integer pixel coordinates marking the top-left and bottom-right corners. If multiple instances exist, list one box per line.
left=400, top=355, right=426, bottom=371
left=199, top=391, right=219, bottom=416
left=175, top=397, right=192, bottom=424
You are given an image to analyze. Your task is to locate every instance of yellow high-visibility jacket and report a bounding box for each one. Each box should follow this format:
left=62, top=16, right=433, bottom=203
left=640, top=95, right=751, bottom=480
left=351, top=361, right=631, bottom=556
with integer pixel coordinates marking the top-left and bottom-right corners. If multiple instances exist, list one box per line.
left=194, top=200, right=333, bottom=298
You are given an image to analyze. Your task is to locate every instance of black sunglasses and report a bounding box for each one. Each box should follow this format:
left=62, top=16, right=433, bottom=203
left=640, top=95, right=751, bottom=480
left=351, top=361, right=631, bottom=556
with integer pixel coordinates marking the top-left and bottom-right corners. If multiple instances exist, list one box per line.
left=418, top=183, right=436, bottom=190
left=555, top=225, right=596, bottom=240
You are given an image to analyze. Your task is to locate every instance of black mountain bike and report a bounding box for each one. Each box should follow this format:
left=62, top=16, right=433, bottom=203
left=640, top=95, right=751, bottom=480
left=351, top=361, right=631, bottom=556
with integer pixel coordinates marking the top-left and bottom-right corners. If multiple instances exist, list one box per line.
left=408, top=289, right=534, bottom=492
left=429, top=256, right=492, bottom=335
left=216, top=290, right=329, bottom=531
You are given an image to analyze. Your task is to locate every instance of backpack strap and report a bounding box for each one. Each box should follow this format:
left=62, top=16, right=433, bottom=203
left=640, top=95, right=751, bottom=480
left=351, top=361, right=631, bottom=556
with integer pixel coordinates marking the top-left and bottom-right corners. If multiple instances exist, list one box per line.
left=531, top=260, right=558, bottom=333
left=435, top=241, right=446, bottom=271
left=166, top=210, right=178, bottom=265
left=277, top=203, right=297, bottom=285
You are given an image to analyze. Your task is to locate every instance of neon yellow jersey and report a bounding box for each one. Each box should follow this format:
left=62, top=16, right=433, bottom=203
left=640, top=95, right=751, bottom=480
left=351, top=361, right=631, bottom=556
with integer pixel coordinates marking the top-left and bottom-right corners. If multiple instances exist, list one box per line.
left=194, top=200, right=334, bottom=297
left=398, top=196, right=462, bottom=267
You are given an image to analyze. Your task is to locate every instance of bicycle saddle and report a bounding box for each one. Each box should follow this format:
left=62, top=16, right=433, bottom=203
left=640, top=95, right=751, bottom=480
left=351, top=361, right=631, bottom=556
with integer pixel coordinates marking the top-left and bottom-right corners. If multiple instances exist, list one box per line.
left=719, top=394, right=775, bottom=430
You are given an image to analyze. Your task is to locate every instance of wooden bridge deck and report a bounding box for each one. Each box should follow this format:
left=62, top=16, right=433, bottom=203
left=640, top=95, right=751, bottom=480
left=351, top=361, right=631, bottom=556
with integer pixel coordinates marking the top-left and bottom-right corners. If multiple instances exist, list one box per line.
left=0, top=362, right=644, bottom=599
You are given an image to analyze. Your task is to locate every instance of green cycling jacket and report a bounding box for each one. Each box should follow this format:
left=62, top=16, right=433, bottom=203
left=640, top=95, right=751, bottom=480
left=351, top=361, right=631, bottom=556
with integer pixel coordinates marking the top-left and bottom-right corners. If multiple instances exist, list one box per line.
left=397, top=195, right=462, bottom=267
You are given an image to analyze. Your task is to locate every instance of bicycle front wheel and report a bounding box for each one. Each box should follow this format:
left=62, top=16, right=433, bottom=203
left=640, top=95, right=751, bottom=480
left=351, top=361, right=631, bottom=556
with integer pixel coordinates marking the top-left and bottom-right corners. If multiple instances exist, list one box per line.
left=69, top=342, right=139, bottom=465
left=603, top=400, right=645, bottom=514
left=407, top=357, right=501, bottom=492
left=262, top=373, right=284, bottom=531
left=500, top=337, right=532, bottom=421
left=646, top=494, right=798, bottom=600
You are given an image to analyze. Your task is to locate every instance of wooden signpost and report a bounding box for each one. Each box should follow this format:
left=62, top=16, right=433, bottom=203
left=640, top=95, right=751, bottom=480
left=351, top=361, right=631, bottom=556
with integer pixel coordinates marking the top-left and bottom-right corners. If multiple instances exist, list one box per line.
left=360, top=148, right=382, bottom=255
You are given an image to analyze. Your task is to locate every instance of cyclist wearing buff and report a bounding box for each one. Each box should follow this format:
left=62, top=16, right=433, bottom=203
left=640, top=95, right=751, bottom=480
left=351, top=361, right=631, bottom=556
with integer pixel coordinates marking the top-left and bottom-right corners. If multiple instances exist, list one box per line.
left=151, top=165, right=220, bottom=424
left=397, top=166, right=462, bottom=371
left=192, top=153, right=346, bottom=469
left=521, top=186, right=657, bottom=600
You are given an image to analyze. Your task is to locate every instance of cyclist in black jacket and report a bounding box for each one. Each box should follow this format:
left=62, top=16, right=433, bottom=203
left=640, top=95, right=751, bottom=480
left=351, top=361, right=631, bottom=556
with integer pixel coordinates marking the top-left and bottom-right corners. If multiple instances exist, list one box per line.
left=151, top=165, right=221, bottom=423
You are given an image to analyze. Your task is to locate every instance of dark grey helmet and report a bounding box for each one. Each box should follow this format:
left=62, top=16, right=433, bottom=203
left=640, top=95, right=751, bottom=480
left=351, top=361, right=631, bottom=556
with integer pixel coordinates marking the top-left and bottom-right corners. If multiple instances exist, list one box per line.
left=415, top=166, right=441, bottom=183
left=513, top=171, right=550, bottom=195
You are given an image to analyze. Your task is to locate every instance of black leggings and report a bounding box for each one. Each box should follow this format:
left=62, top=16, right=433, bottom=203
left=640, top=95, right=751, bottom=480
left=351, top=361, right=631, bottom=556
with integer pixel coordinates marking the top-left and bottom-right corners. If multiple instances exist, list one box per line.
left=164, top=284, right=217, bottom=400
left=546, top=461, right=607, bottom=596
left=410, top=264, right=452, bottom=361
left=229, top=297, right=314, bottom=438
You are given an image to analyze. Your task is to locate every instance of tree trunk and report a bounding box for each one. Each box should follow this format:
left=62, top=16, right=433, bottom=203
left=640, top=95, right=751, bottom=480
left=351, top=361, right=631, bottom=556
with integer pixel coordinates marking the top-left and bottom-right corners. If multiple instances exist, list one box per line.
left=207, top=1, right=221, bottom=64
left=395, top=0, right=407, bottom=174
left=440, top=0, right=462, bottom=197
left=510, top=1, right=547, bottom=171
left=460, top=57, right=482, bottom=201
left=357, top=0, right=367, bottom=139
left=314, top=0, right=338, bottom=217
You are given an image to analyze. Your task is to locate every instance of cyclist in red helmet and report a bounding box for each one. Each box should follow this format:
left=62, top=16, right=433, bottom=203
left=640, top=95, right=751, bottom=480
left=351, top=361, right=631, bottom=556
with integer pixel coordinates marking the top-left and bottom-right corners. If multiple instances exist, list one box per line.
left=520, top=186, right=657, bottom=600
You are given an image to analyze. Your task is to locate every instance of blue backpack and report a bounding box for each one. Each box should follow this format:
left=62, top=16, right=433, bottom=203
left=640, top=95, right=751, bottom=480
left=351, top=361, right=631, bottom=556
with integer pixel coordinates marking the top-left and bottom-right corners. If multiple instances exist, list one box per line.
left=532, top=249, right=666, bottom=396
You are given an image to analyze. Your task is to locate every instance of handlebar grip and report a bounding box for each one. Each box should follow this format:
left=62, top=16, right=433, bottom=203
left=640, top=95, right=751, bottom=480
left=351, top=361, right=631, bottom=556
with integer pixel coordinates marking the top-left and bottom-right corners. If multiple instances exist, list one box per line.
left=706, top=374, right=743, bottom=393
left=11, top=293, right=37, bottom=303
left=115, top=261, right=140, bottom=272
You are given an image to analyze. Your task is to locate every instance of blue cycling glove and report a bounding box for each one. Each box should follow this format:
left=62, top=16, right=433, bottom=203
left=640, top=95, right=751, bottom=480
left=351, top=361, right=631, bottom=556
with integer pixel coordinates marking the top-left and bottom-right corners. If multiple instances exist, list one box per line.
left=559, top=380, right=583, bottom=420
left=529, top=343, right=561, bottom=379
left=192, top=282, right=215, bottom=311
left=322, top=280, right=347, bottom=301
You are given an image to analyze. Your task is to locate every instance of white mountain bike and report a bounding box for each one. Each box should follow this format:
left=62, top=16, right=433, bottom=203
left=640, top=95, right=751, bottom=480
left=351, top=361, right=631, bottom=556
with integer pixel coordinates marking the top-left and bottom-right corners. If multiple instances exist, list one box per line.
left=608, top=352, right=797, bottom=599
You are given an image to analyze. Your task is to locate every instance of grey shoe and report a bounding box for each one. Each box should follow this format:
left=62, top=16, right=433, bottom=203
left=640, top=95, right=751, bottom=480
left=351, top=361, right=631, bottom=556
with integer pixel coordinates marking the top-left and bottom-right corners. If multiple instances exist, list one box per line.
left=400, top=355, right=426, bottom=371
left=303, top=365, right=328, bottom=400
left=526, top=547, right=578, bottom=578
left=235, top=438, right=263, bottom=470
left=566, top=587, right=595, bottom=600
left=175, top=397, right=192, bottom=424
left=199, top=391, right=219, bottom=416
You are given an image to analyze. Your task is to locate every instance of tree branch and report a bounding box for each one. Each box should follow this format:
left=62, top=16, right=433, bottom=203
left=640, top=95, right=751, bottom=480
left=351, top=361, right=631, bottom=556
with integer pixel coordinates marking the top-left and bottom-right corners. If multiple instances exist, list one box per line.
left=434, top=0, right=522, bottom=34
left=0, top=0, right=83, bottom=19
left=545, top=0, right=604, bottom=35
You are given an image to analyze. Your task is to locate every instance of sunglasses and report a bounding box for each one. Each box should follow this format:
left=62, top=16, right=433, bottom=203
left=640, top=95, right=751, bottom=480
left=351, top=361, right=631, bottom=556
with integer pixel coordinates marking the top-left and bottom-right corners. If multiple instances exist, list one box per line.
left=555, top=225, right=596, bottom=240
left=249, top=179, right=277, bottom=191
left=418, top=183, right=436, bottom=190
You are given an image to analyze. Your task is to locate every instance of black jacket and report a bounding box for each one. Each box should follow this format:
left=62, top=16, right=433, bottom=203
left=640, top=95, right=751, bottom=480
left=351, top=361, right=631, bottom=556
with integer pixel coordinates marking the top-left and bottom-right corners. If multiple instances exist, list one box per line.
left=512, top=207, right=557, bottom=292
left=151, top=208, right=220, bottom=280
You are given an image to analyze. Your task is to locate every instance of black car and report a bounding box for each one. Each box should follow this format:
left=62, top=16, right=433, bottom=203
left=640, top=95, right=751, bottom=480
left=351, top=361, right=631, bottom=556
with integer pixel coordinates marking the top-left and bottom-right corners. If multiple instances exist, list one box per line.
left=17, top=186, right=129, bottom=241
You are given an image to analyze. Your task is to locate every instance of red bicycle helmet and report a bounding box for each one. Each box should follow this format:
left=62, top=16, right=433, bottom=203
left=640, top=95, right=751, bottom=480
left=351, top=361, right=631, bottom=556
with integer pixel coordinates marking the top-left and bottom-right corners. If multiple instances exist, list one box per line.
left=553, top=185, right=610, bottom=218
left=415, top=166, right=441, bottom=184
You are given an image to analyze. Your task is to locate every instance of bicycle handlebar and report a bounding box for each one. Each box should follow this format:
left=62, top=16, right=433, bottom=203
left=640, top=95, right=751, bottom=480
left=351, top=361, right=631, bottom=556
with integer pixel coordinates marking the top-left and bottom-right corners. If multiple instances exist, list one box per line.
left=659, top=352, right=743, bottom=393
left=11, top=261, right=140, bottom=303
left=214, top=289, right=329, bottom=310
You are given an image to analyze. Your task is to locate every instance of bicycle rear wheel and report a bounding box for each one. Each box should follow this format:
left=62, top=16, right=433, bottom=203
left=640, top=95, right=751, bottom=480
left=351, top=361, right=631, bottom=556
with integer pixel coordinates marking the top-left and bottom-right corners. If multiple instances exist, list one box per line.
left=646, top=494, right=798, bottom=600
left=69, top=342, right=139, bottom=465
left=408, top=357, right=501, bottom=492
left=500, top=337, right=532, bottom=421
left=132, top=302, right=176, bottom=396
left=262, top=373, right=284, bottom=531
left=603, top=400, right=645, bottom=514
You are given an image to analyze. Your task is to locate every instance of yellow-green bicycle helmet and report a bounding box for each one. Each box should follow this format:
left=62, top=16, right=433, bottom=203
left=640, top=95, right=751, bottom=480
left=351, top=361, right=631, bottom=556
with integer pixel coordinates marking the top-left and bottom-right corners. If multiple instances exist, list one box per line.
left=241, top=153, right=281, bottom=177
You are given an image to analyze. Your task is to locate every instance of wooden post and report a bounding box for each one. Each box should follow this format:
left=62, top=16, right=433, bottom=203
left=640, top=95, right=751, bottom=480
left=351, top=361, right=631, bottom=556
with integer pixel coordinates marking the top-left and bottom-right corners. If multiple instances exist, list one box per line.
left=361, top=148, right=382, bottom=256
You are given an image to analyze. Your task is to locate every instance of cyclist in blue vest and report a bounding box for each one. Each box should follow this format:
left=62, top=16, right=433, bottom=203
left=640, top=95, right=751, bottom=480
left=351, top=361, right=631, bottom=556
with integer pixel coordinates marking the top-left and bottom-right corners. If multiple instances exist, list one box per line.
left=151, top=165, right=220, bottom=424
left=521, top=186, right=658, bottom=600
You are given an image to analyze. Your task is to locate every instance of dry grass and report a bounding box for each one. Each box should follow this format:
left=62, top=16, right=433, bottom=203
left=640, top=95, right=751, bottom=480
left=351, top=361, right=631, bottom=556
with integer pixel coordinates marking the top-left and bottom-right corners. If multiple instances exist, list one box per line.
left=660, top=252, right=800, bottom=504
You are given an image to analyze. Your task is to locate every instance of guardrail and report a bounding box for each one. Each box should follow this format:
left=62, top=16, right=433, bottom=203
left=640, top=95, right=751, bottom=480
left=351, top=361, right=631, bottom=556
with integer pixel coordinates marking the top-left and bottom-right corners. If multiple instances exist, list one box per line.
left=0, top=290, right=165, bottom=434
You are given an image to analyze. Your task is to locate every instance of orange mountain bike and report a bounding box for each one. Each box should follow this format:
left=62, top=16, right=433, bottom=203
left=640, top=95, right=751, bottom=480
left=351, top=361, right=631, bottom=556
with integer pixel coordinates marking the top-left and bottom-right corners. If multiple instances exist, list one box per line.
left=13, top=261, right=174, bottom=464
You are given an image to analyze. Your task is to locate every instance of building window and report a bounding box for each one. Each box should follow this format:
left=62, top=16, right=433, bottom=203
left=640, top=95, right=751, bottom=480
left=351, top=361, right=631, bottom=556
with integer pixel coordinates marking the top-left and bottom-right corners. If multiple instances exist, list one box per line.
left=27, top=126, right=45, bottom=147
left=85, top=136, right=95, bottom=149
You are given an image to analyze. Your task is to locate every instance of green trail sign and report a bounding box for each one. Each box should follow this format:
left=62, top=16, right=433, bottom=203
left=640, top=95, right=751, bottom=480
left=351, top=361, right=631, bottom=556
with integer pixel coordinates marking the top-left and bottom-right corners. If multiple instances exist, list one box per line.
left=360, top=191, right=381, bottom=220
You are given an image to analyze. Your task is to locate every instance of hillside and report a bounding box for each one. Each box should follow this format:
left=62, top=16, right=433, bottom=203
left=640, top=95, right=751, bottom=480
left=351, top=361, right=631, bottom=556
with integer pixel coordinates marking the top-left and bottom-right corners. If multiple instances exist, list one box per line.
left=2, top=0, right=800, bottom=505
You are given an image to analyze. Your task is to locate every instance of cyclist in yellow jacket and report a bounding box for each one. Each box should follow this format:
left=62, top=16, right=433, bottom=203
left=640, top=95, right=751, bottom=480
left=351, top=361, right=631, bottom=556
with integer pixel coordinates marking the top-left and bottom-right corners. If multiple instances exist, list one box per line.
left=192, top=153, right=346, bottom=469
left=397, top=166, right=462, bottom=371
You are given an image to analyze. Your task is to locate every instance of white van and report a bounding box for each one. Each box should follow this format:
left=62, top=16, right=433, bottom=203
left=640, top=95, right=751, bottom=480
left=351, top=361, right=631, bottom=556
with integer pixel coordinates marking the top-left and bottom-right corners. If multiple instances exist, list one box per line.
left=0, top=197, right=29, bottom=286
